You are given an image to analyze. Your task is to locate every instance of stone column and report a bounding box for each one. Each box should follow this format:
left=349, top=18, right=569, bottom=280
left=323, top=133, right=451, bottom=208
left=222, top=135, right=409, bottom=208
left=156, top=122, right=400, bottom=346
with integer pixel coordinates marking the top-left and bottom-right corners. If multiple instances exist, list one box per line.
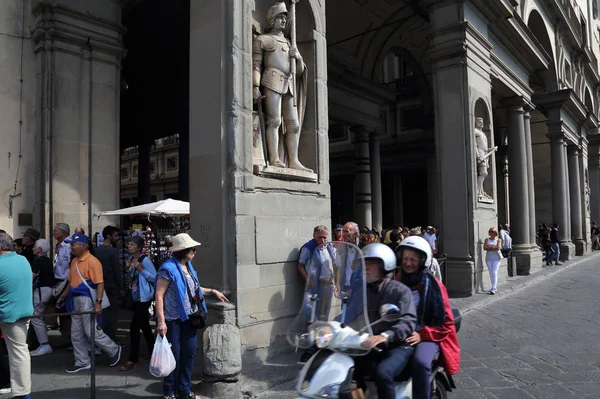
left=547, top=123, right=575, bottom=259
left=523, top=108, right=537, bottom=247
left=353, top=127, right=372, bottom=229
left=568, top=146, right=585, bottom=255
left=369, top=132, right=383, bottom=232
left=507, top=102, right=534, bottom=274
left=588, top=135, right=600, bottom=224
left=427, top=152, right=440, bottom=229
left=563, top=142, right=572, bottom=243
left=32, top=0, right=124, bottom=237
left=138, top=140, right=151, bottom=204
left=178, top=132, right=190, bottom=201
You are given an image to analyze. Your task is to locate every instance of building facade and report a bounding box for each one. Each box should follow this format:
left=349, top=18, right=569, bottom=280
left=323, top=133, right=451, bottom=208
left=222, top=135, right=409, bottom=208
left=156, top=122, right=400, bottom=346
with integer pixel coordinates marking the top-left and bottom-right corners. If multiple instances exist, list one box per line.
left=1, top=0, right=600, bottom=350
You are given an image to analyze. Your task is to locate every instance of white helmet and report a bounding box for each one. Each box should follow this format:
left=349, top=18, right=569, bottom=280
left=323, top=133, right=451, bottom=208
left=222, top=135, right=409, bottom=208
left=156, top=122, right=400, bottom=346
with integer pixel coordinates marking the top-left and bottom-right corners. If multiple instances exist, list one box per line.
left=396, top=236, right=432, bottom=268
left=362, top=243, right=397, bottom=272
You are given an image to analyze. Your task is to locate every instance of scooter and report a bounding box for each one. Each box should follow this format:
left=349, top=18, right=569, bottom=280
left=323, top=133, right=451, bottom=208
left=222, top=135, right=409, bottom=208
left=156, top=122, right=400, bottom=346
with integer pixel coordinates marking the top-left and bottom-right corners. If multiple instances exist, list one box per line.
left=287, top=241, right=461, bottom=399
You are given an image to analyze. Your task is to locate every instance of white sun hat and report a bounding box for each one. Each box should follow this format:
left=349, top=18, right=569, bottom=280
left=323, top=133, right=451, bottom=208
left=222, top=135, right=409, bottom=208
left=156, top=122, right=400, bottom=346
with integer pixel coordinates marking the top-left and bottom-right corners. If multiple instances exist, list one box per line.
left=170, top=233, right=201, bottom=252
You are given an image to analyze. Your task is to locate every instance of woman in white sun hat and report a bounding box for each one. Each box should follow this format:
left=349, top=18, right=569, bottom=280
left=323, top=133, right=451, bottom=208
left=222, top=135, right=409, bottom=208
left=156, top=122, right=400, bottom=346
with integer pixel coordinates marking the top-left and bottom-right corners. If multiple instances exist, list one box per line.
left=155, top=233, right=228, bottom=399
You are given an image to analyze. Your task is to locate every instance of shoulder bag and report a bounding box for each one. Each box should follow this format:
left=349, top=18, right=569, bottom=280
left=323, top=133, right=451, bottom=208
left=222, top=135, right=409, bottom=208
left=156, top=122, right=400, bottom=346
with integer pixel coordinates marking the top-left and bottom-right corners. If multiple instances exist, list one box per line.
left=75, top=261, right=110, bottom=309
left=184, top=273, right=207, bottom=329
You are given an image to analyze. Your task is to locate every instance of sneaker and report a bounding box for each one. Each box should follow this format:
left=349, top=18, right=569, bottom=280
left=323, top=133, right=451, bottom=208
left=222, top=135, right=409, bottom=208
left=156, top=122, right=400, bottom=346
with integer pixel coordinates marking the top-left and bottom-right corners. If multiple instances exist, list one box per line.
left=109, top=345, right=122, bottom=367
left=30, top=344, right=53, bottom=357
left=490, top=290, right=496, bottom=295
left=0, top=387, right=11, bottom=395
left=66, top=364, right=91, bottom=373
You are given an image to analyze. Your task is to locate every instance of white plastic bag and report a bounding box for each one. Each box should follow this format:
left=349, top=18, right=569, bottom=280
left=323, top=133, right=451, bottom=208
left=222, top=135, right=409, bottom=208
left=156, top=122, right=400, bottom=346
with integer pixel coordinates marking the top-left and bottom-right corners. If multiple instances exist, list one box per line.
left=149, top=335, right=177, bottom=377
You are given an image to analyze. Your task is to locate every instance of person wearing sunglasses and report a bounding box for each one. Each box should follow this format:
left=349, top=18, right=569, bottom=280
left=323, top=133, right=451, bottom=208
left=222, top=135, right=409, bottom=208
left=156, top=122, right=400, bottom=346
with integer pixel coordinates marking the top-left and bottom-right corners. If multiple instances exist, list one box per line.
left=154, top=233, right=228, bottom=399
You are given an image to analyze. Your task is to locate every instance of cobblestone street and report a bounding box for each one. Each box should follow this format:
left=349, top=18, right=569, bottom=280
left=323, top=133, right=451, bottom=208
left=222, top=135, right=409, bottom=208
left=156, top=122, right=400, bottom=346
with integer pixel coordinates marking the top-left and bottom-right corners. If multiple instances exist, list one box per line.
left=452, top=256, right=600, bottom=398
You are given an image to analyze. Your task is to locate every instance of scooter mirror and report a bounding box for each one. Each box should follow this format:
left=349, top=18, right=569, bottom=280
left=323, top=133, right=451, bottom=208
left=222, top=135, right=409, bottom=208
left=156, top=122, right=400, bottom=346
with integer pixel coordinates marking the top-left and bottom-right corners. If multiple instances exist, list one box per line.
left=379, top=304, right=401, bottom=322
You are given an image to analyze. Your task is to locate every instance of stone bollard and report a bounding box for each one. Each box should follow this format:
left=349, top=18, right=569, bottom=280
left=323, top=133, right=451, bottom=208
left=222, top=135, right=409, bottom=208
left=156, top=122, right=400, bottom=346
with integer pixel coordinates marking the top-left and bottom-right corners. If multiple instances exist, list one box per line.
left=202, top=299, right=242, bottom=382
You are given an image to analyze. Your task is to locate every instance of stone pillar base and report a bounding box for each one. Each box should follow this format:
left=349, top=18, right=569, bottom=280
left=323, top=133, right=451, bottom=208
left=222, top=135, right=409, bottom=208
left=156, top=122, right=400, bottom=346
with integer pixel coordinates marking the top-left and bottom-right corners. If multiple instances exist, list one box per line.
left=560, top=242, right=576, bottom=261
left=512, top=246, right=544, bottom=276
left=573, top=239, right=586, bottom=256
left=202, top=300, right=241, bottom=382
left=445, top=259, right=475, bottom=297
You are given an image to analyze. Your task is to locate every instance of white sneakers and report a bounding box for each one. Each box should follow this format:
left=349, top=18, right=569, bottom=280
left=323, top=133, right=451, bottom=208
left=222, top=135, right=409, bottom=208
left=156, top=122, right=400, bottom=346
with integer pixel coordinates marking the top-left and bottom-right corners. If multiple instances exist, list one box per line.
left=0, top=387, right=11, bottom=395
left=30, top=344, right=53, bottom=357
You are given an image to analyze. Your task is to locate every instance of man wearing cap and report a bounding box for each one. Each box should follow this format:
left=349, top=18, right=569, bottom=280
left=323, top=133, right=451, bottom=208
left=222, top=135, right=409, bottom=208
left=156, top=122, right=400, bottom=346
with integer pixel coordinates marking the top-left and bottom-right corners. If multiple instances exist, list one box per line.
left=0, top=232, right=33, bottom=399
left=423, top=226, right=438, bottom=255
left=56, top=233, right=121, bottom=373
left=334, top=224, right=344, bottom=242
left=52, top=223, right=72, bottom=341
left=20, top=229, right=40, bottom=265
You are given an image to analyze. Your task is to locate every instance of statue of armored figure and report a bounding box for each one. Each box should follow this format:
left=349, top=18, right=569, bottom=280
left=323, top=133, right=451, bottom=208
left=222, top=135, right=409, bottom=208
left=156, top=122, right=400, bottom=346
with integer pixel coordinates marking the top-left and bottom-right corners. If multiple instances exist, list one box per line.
left=253, top=2, right=312, bottom=172
left=474, top=117, right=497, bottom=201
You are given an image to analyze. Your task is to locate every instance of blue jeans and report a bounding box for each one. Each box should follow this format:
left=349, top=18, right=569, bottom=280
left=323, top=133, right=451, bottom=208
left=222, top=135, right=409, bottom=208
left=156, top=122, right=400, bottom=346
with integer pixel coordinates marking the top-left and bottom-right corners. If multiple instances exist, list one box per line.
left=412, top=341, right=440, bottom=399
left=550, top=243, right=560, bottom=262
left=163, top=319, right=197, bottom=396
left=356, top=345, right=414, bottom=399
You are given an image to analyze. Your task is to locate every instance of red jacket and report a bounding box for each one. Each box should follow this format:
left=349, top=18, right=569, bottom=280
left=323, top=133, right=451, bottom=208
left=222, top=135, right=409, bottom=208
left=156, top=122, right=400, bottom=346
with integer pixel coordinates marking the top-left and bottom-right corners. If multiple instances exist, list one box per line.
left=418, top=278, right=461, bottom=375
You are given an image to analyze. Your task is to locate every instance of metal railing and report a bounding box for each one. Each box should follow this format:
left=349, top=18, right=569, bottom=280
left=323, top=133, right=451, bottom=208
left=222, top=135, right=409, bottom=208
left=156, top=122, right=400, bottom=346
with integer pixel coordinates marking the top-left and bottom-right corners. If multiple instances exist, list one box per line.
left=27, top=310, right=102, bottom=399
left=437, top=253, right=448, bottom=285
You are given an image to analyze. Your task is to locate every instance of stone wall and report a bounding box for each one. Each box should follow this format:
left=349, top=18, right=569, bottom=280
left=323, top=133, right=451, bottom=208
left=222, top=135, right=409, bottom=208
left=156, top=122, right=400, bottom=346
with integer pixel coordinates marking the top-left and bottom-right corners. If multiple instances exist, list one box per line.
left=0, top=0, right=38, bottom=236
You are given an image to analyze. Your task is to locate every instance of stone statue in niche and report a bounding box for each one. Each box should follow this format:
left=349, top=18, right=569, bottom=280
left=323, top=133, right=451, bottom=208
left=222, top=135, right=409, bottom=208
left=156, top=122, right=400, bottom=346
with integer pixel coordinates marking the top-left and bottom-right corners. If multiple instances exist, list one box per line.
left=474, top=117, right=497, bottom=202
left=252, top=1, right=313, bottom=175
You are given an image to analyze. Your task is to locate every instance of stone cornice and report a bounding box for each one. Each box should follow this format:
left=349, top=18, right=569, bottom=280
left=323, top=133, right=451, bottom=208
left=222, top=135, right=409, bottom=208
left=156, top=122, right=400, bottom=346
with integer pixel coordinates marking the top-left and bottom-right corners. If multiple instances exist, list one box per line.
left=490, top=53, right=534, bottom=97
left=498, top=13, right=552, bottom=72
left=31, top=2, right=125, bottom=58
left=533, top=89, right=589, bottom=127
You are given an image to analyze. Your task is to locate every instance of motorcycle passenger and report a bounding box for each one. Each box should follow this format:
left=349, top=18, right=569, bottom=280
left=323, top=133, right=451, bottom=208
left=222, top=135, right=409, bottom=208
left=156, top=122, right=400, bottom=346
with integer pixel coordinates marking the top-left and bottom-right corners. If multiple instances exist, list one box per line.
left=354, top=243, right=417, bottom=399
left=394, top=236, right=460, bottom=399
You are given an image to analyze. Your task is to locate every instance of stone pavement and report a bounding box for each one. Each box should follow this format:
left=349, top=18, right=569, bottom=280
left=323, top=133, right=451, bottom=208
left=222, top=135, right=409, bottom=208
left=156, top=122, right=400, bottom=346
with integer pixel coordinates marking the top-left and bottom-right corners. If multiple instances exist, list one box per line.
left=449, top=253, right=600, bottom=398
left=23, top=252, right=600, bottom=398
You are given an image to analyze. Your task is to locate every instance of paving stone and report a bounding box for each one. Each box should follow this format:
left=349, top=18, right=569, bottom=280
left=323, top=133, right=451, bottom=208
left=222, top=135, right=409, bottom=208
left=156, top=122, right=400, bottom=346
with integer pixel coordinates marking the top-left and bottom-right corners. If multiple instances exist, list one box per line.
left=528, top=362, right=563, bottom=375
left=461, top=359, right=486, bottom=368
left=454, top=375, right=482, bottom=389
left=487, top=387, right=535, bottom=398
left=520, top=384, right=578, bottom=398
left=454, top=390, right=497, bottom=399
left=478, top=357, right=533, bottom=370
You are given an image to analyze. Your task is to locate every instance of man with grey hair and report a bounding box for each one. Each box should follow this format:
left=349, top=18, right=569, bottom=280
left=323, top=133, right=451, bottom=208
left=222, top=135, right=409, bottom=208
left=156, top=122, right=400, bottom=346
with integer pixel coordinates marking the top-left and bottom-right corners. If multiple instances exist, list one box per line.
left=0, top=232, right=33, bottom=399
left=297, top=225, right=335, bottom=362
left=29, top=239, right=58, bottom=357
left=52, top=223, right=72, bottom=342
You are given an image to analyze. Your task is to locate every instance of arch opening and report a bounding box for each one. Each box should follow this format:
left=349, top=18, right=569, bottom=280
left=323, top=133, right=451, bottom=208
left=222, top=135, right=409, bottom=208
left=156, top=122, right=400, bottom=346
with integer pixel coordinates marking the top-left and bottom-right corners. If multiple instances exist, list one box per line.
left=527, top=10, right=558, bottom=92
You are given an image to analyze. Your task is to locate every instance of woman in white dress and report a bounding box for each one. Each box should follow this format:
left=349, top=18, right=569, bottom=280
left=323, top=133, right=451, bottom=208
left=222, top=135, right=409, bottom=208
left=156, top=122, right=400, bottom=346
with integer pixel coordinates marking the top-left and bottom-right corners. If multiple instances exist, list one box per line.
left=483, top=227, right=502, bottom=295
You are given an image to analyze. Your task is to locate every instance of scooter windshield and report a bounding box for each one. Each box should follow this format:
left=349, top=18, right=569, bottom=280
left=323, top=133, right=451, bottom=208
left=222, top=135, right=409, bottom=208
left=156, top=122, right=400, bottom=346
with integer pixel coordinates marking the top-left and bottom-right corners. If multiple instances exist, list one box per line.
left=287, top=241, right=373, bottom=356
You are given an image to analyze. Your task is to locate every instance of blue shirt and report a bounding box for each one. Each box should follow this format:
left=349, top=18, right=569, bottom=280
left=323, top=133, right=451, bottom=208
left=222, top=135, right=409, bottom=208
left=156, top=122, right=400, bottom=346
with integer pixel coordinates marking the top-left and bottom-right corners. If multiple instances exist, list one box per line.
left=0, top=252, right=34, bottom=323
left=157, top=263, right=200, bottom=321
left=128, top=256, right=156, bottom=303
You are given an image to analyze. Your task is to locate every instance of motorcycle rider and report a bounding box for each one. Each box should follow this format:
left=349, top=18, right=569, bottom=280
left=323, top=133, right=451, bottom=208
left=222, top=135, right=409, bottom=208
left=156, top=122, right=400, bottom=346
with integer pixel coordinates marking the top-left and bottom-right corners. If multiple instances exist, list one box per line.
left=354, top=243, right=417, bottom=399
left=395, top=236, right=460, bottom=399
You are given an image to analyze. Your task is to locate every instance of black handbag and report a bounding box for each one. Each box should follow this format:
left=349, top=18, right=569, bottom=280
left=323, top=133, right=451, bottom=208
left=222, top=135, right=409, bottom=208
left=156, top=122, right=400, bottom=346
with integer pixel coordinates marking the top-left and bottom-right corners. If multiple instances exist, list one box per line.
left=184, top=275, right=207, bottom=329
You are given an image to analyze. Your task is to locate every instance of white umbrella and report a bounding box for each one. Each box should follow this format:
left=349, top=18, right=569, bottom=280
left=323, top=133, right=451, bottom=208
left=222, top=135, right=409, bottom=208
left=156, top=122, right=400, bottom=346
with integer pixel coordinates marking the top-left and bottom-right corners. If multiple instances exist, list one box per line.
left=96, top=198, right=190, bottom=217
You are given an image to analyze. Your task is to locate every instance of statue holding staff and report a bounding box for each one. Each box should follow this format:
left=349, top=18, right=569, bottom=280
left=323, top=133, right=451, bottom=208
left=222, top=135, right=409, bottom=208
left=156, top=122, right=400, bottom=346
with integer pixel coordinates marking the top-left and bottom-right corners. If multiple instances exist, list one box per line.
left=253, top=1, right=312, bottom=172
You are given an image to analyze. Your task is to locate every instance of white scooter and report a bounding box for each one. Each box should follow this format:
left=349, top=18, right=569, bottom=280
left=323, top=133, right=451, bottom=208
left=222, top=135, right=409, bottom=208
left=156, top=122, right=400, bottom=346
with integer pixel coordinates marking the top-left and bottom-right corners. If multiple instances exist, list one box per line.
left=287, top=241, right=460, bottom=399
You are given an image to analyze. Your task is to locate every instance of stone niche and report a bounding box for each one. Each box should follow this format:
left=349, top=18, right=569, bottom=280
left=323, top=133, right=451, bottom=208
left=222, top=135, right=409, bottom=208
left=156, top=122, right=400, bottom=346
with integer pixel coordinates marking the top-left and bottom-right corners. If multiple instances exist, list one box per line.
left=251, top=0, right=322, bottom=182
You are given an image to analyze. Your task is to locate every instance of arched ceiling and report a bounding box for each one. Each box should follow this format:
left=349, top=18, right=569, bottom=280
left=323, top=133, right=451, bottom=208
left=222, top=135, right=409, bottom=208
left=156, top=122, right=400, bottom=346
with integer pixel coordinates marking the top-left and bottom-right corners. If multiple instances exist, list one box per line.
left=326, top=0, right=429, bottom=77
